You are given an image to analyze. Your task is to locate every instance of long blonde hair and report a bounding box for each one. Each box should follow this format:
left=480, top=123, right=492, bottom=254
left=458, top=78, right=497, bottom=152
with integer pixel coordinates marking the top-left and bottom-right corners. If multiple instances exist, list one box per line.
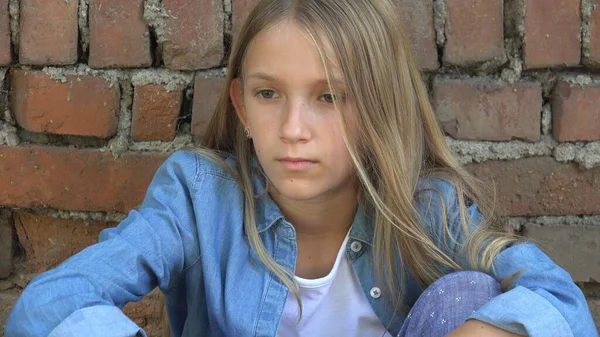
left=158, top=0, right=521, bottom=334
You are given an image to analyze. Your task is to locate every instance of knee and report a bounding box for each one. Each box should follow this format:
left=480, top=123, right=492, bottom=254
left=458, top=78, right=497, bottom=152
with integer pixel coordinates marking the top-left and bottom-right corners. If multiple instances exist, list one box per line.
left=398, top=272, right=503, bottom=337
left=427, top=271, right=501, bottom=298
left=418, top=271, right=502, bottom=311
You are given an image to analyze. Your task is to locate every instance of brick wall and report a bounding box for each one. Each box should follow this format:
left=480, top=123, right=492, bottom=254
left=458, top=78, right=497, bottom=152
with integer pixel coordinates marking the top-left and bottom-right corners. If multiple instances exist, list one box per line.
left=0, top=0, right=599, bottom=334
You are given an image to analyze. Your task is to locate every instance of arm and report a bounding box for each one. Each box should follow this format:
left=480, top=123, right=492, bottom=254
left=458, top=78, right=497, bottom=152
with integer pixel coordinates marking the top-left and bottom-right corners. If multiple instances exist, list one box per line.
left=416, top=178, right=597, bottom=337
left=465, top=242, right=594, bottom=337
left=5, top=151, right=201, bottom=337
left=447, top=320, right=522, bottom=337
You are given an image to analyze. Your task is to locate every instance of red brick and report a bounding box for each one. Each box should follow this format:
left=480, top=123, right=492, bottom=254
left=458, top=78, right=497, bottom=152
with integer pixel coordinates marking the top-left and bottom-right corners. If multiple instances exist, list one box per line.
left=161, top=0, right=223, bottom=70
left=123, top=288, right=162, bottom=325
left=523, top=0, right=581, bottom=69
left=0, top=0, right=11, bottom=65
left=0, top=210, right=12, bottom=279
left=10, top=69, right=119, bottom=138
left=433, top=78, right=542, bottom=142
left=88, top=0, right=152, bottom=68
left=19, top=0, right=78, bottom=65
left=553, top=81, right=600, bottom=141
left=587, top=0, right=600, bottom=65
left=397, top=0, right=439, bottom=70
left=0, top=146, right=167, bottom=212
left=123, top=289, right=166, bottom=337
left=523, top=224, right=600, bottom=282
left=192, top=77, right=225, bottom=137
left=444, top=0, right=503, bottom=65
left=131, top=84, right=183, bottom=141
left=467, top=157, right=600, bottom=216
left=14, top=211, right=116, bottom=273
left=232, top=0, right=261, bottom=42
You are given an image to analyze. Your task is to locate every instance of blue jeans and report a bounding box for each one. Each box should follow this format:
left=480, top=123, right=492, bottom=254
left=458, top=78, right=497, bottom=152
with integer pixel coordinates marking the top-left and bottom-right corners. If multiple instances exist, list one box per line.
left=398, top=271, right=502, bottom=337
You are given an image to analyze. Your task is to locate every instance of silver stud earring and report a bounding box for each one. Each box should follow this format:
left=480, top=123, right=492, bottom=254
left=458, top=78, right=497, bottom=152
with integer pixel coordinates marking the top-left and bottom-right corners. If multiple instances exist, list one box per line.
left=244, top=127, right=252, bottom=139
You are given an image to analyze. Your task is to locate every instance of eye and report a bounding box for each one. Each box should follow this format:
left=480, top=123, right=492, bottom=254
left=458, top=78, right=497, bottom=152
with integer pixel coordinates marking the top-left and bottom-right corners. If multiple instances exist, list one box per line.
left=255, top=89, right=279, bottom=99
left=319, top=93, right=345, bottom=104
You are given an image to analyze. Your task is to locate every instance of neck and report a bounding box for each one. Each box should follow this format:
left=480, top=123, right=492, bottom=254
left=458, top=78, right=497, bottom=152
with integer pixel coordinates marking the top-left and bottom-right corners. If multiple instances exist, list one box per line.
left=269, top=177, right=359, bottom=279
left=269, top=180, right=359, bottom=240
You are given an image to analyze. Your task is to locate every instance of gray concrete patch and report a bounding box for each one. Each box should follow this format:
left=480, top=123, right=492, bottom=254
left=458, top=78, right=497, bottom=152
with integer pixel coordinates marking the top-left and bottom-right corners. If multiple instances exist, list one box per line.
left=43, top=64, right=122, bottom=85
left=0, top=92, right=19, bottom=145
left=474, top=53, right=509, bottom=75
left=447, top=135, right=556, bottom=164
left=576, top=143, right=600, bottom=169
left=582, top=0, right=594, bottom=63
left=541, top=103, right=552, bottom=135
left=554, top=142, right=578, bottom=162
left=0, top=122, right=19, bottom=146
left=46, top=209, right=127, bottom=223
left=131, top=69, right=194, bottom=92
left=223, top=0, right=232, bottom=36
left=105, top=80, right=134, bottom=158
left=2, top=110, right=14, bottom=125
left=432, top=0, right=446, bottom=47
left=143, top=0, right=173, bottom=44
left=555, top=72, right=600, bottom=86
left=129, top=134, right=193, bottom=153
left=8, top=0, right=19, bottom=56
left=78, top=0, right=90, bottom=55
left=554, top=142, right=600, bottom=169
left=500, top=0, right=525, bottom=84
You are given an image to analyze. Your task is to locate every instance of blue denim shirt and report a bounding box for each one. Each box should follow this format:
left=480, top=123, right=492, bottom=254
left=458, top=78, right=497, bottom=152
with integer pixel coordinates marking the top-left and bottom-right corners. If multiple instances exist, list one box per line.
left=6, top=150, right=597, bottom=337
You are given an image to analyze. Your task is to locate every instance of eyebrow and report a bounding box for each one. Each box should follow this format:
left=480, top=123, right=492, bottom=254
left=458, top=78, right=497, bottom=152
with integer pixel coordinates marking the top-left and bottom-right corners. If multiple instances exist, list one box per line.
left=245, top=72, right=347, bottom=86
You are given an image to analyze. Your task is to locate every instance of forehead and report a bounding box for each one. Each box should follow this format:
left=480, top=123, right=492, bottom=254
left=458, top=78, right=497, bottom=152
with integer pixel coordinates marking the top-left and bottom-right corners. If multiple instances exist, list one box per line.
left=242, top=20, right=343, bottom=82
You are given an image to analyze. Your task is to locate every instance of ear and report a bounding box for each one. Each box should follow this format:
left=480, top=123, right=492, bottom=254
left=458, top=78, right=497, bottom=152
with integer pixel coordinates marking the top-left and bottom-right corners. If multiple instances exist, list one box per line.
left=230, top=78, right=248, bottom=128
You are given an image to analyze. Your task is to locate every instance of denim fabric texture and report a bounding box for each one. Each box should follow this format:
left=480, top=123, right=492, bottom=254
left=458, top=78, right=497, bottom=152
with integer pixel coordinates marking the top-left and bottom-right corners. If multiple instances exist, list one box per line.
left=399, top=271, right=502, bottom=337
left=5, top=150, right=597, bottom=337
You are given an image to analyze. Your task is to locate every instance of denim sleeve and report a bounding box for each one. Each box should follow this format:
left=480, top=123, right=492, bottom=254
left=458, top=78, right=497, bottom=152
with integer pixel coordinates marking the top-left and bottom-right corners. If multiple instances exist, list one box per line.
left=47, top=306, right=146, bottom=337
left=468, top=243, right=597, bottom=337
left=416, top=178, right=597, bottom=337
left=5, top=150, right=200, bottom=337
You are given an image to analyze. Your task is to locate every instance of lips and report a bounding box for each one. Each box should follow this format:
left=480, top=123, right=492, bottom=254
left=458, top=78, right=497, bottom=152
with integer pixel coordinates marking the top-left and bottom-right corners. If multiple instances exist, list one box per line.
left=279, top=157, right=316, bottom=163
left=277, top=157, right=317, bottom=170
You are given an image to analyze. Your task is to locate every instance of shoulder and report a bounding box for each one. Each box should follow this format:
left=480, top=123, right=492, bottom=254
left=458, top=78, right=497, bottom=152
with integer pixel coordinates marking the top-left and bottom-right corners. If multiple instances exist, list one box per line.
left=149, top=149, right=241, bottom=198
left=414, top=176, right=465, bottom=227
left=415, top=176, right=460, bottom=208
left=414, top=176, right=483, bottom=234
left=160, top=149, right=238, bottom=180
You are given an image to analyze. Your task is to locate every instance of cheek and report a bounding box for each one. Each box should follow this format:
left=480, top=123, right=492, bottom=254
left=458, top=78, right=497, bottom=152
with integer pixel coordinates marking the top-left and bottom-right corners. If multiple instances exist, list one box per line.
left=327, top=113, right=359, bottom=177
left=243, top=104, right=277, bottom=151
left=325, top=122, right=355, bottom=169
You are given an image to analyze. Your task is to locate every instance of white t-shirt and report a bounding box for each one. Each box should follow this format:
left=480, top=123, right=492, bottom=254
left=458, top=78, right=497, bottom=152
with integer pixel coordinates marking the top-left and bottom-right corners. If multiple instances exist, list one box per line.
left=276, top=236, right=393, bottom=336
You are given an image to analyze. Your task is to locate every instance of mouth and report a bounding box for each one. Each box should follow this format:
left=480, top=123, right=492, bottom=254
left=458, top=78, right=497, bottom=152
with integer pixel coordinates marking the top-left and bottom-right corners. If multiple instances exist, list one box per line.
left=277, top=157, right=318, bottom=170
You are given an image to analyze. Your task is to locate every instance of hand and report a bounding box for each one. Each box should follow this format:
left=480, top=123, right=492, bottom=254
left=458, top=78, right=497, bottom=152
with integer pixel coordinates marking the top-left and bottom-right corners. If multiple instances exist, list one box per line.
left=445, top=320, right=524, bottom=336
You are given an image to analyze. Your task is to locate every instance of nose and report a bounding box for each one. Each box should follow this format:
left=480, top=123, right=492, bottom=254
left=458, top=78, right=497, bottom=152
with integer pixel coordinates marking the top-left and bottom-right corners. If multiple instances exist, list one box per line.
left=279, top=100, right=312, bottom=143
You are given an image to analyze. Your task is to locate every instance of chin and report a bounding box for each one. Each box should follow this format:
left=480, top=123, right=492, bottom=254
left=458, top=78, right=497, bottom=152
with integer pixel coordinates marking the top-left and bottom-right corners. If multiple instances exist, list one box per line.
left=270, top=179, right=326, bottom=202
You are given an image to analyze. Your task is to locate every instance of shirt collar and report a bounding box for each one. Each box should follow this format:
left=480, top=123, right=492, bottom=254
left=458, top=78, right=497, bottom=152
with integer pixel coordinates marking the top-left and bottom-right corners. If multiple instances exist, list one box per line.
left=251, top=159, right=285, bottom=233
left=348, top=204, right=374, bottom=246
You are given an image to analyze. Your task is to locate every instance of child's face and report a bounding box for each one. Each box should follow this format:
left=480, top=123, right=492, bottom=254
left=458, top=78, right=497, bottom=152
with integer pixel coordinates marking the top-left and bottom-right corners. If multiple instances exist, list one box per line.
left=231, top=20, right=358, bottom=203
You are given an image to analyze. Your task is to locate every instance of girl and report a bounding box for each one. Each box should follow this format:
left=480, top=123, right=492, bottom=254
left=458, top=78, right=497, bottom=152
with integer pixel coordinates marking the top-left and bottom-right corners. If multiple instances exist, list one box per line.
left=6, top=0, right=597, bottom=336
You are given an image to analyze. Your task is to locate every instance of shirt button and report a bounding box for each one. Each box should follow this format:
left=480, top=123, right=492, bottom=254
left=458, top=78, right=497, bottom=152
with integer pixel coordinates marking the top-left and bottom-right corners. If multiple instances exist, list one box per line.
left=370, top=287, right=381, bottom=299
left=350, top=241, right=362, bottom=253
